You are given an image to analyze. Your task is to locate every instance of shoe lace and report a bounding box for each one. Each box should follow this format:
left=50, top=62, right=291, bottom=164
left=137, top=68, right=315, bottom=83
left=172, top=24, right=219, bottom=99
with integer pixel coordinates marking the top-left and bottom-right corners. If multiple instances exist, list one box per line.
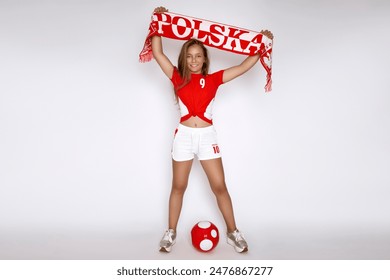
left=233, top=230, right=245, bottom=242
left=162, top=230, right=174, bottom=242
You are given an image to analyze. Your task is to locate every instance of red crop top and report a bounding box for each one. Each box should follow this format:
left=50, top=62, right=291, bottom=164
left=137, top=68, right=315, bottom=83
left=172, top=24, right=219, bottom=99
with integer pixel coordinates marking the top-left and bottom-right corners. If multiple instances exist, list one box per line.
left=170, top=67, right=224, bottom=124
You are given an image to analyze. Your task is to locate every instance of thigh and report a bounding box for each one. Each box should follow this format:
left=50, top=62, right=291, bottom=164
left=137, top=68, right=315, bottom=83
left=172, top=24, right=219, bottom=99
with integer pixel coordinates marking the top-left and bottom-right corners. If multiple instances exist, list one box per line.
left=199, top=158, right=226, bottom=188
left=172, top=159, right=193, bottom=189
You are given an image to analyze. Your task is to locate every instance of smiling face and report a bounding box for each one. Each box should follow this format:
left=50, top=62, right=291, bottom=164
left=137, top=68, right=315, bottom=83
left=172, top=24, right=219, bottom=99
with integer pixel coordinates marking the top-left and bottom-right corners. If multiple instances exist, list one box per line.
left=177, top=39, right=209, bottom=81
left=186, top=45, right=205, bottom=74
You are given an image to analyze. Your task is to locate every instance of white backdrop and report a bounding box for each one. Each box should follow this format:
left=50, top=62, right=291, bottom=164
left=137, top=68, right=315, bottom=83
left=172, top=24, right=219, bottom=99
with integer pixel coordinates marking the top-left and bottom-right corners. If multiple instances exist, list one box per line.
left=1, top=0, right=389, bottom=259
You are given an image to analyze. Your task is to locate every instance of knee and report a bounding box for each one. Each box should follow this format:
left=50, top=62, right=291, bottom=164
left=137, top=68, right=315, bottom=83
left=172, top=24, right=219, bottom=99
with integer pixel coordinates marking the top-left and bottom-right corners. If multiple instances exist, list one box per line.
left=171, top=182, right=187, bottom=196
left=211, top=181, right=228, bottom=197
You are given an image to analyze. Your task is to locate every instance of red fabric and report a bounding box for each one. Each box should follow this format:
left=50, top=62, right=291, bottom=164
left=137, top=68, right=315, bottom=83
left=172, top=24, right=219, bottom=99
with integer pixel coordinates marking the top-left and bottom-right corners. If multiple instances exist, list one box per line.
left=171, top=68, right=224, bottom=124
left=139, top=11, right=273, bottom=92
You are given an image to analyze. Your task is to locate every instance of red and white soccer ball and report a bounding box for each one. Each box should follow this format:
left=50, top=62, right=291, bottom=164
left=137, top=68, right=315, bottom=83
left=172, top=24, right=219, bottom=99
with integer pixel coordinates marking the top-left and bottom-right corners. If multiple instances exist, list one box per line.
left=191, top=221, right=219, bottom=252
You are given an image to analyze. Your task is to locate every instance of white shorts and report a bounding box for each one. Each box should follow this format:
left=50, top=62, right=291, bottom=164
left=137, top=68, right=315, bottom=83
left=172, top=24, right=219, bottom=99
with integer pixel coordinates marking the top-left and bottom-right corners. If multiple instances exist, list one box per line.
left=171, top=124, right=222, bottom=162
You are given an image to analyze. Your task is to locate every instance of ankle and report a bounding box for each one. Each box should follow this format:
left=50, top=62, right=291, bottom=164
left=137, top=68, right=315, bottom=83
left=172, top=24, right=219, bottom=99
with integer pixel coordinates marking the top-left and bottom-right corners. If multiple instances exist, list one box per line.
left=227, top=228, right=237, bottom=234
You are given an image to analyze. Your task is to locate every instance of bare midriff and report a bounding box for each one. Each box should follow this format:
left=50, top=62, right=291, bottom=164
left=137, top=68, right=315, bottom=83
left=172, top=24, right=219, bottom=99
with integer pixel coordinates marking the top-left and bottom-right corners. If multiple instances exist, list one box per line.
left=180, top=116, right=212, bottom=128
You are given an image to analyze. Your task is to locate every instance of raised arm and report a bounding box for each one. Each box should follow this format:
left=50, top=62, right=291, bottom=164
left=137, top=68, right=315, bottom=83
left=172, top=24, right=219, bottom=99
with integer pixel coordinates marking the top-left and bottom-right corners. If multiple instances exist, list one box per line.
left=222, top=29, right=274, bottom=84
left=151, top=7, right=174, bottom=79
left=223, top=54, right=260, bottom=83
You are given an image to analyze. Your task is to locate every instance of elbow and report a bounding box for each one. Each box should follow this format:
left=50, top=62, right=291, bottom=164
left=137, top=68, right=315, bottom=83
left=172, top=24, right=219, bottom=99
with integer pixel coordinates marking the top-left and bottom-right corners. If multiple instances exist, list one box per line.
left=152, top=48, right=163, bottom=60
left=152, top=47, right=157, bottom=57
left=238, top=64, right=250, bottom=76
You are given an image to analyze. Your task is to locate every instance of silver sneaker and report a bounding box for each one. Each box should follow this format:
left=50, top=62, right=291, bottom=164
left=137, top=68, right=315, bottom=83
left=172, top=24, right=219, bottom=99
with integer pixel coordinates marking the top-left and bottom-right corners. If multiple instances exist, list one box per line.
left=227, top=229, right=248, bottom=253
left=159, top=229, right=176, bottom=252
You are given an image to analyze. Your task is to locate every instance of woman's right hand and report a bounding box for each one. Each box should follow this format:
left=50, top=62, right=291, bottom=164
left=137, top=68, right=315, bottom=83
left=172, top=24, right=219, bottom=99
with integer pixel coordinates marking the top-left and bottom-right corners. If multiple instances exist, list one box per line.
left=153, top=6, right=168, bottom=14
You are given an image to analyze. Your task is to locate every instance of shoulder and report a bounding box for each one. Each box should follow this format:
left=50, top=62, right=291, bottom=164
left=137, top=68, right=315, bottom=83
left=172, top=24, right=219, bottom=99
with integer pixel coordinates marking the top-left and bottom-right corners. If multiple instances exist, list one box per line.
left=207, top=70, right=224, bottom=85
left=170, top=67, right=183, bottom=85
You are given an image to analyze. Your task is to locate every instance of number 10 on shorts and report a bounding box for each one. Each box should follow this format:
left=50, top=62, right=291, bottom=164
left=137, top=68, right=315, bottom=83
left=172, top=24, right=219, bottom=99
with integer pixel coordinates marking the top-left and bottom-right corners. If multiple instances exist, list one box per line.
left=212, top=144, right=220, bottom=154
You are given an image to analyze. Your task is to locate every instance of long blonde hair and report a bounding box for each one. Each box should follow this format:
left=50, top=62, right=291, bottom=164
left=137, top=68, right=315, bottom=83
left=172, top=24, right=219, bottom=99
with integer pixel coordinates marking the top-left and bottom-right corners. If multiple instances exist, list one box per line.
left=174, top=39, right=210, bottom=99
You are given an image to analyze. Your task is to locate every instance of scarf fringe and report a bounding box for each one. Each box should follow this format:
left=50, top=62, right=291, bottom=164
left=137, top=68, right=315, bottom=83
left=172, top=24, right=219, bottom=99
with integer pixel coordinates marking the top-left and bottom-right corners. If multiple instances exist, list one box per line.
left=265, top=78, right=272, bottom=93
left=139, top=37, right=153, bottom=62
left=139, top=51, right=153, bottom=63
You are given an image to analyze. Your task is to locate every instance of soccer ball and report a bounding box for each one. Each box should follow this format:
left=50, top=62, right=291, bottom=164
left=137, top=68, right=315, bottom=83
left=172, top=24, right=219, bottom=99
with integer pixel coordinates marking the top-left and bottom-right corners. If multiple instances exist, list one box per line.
left=191, top=221, right=219, bottom=252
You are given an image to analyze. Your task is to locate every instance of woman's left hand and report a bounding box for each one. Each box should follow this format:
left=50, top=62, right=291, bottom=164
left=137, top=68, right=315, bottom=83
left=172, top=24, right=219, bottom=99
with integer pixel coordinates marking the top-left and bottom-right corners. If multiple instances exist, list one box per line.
left=260, top=30, right=274, bottom=40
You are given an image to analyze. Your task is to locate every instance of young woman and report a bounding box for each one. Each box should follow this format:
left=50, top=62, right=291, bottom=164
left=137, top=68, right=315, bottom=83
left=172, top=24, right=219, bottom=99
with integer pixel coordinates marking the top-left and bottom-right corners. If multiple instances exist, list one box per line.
left=151, top=7, right=273, bottom=253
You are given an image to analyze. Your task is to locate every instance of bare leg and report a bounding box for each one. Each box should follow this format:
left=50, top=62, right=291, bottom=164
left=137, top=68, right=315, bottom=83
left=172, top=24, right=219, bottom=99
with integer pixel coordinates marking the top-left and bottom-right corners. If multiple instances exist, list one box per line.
left=168, top=159, right=193, bottom=231
left=200, top=158, right=237, bottom=233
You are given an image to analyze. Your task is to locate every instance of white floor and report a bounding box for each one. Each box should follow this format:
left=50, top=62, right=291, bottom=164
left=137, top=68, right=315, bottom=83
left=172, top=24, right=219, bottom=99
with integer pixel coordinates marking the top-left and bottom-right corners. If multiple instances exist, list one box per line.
left=1, top=224, right=389, bottom=260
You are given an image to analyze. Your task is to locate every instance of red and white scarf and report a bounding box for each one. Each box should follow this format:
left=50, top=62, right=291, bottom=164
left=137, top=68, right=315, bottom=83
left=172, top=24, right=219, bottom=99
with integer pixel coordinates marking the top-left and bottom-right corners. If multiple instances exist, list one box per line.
left=139, top=11, right=273, bottom=92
